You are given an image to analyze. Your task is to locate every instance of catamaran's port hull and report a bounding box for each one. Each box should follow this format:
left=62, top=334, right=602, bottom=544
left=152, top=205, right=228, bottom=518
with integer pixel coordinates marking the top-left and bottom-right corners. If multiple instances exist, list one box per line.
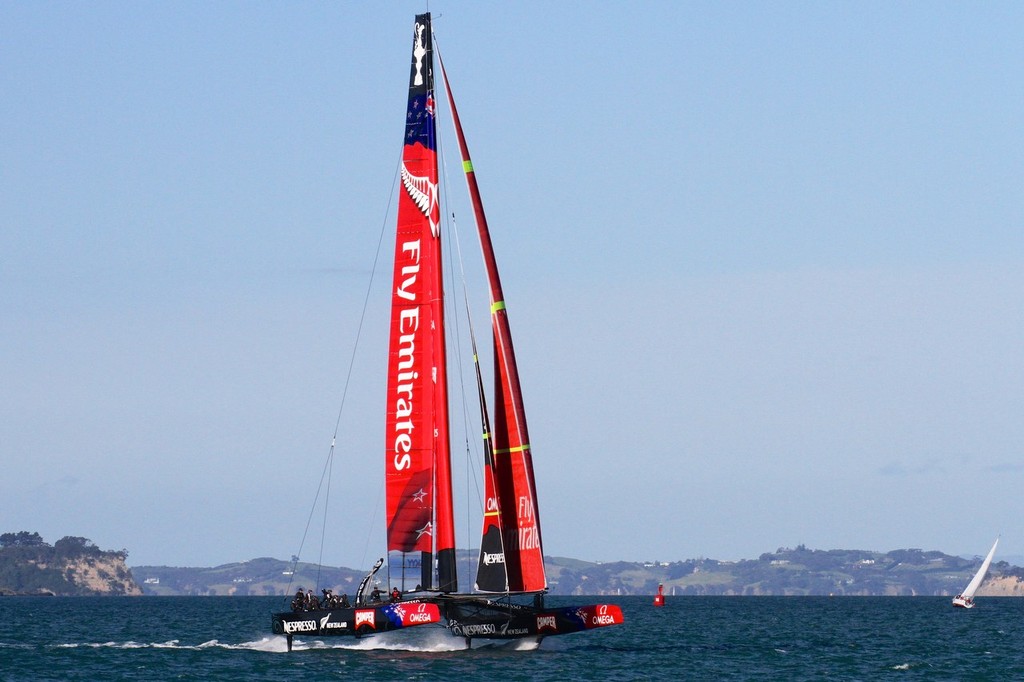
left=272, top=601, right=440, bottom=641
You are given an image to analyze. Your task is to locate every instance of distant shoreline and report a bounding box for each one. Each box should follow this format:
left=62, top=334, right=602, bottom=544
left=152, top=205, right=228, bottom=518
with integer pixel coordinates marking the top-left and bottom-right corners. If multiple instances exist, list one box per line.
left=127, top=547, right=1024, bottom=598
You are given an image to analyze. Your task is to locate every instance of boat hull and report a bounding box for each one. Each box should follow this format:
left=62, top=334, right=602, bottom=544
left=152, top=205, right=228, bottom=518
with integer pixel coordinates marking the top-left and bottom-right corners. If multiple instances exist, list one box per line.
left=272, top=600, right=441, bottom=641
left=440, top=597, right=623, bottom=640
left=951, top=596, right=975, bottom=609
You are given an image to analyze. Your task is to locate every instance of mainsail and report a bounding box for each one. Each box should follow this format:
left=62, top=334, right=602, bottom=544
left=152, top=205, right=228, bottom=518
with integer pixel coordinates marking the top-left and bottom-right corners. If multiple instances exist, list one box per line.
left=960, top=537, right=999, bottom=600
left=384, top=14, right=457, bottom=593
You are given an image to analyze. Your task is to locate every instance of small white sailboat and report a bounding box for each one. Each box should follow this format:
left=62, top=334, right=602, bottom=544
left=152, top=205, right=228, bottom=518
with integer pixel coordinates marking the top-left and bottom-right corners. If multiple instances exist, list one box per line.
left=952, top=537, right=999, bottom=608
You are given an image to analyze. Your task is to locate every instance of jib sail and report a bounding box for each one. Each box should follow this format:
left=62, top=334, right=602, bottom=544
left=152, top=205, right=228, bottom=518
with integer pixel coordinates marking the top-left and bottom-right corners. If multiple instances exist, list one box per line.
left=440, top=56, right=547, bottom=594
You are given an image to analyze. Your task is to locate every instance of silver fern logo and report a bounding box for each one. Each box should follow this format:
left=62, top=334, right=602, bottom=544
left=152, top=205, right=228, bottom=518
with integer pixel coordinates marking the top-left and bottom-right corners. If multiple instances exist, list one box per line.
left=401, top=164, right=439, bottom=237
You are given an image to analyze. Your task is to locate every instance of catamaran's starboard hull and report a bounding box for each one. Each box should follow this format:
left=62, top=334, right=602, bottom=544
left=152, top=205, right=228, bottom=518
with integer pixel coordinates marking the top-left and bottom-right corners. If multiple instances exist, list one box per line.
left=272, top=601, right=440, bottom=639
left=441, top=598, right=624, bottom=639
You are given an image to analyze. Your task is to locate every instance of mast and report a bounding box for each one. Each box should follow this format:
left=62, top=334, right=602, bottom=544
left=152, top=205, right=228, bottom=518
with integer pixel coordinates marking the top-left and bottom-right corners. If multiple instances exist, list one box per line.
left=384, top=12, right=457, bottom=593
left=438, top=55, right=547, bottom=594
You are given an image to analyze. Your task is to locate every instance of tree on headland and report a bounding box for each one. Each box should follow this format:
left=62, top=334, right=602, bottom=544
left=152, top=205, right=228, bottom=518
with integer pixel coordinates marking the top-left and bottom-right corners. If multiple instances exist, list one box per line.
left=54, top=536, right=103, bottom=558
left=0, top=531, right=46, bottom=548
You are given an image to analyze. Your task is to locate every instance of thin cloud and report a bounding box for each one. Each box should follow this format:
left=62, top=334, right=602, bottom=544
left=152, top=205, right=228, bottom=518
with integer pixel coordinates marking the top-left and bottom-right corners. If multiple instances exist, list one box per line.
left=877, top=461, right=947, bottom=477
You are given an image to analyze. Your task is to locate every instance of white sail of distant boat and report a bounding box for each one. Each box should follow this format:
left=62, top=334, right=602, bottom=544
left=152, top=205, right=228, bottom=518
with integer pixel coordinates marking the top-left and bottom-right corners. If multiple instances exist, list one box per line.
left=952, top=537, right=999, bottom=608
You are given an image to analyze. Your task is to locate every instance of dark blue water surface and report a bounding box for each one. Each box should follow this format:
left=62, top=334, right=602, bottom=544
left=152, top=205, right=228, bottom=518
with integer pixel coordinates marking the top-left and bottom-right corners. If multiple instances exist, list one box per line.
left=1, top=595, right=1022, bottom=680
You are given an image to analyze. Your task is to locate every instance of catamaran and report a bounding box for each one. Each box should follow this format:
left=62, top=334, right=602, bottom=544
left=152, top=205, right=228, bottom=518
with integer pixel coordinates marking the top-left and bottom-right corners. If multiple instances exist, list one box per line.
left=271, top=12, right=623, bottom=650
left=952, top=537, right=999, bottom=608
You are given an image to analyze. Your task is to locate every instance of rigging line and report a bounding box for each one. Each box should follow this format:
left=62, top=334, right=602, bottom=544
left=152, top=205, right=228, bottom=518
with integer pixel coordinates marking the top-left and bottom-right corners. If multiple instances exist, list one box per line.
left=445, top=210, right=488, bottom=579
left=435, top=29, right=485, bottom=579
left=444, top=210, right=486, bottom=509
left=289, top=442, right=335, bottom=589
left=437, top=96, right=486, bottom=583
left=432, top=43, right=469, bottom=563
left=352, top=148, right=406, bottom=577
left=437, top=107, right=472, bottom=501
left=293, top=144, right=404, bottom=586
left=316, top=445, right=333, bottom=591
left=436, top=40, right=511, bottom=589
left=329, top=146, right=404, bottom=443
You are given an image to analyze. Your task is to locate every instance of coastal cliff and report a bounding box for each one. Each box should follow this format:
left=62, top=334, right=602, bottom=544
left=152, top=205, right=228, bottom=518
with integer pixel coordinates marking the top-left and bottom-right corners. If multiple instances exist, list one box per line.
left=977, top=576, right=1024, bottom=597
left=0, top=532, right=142, bottom=596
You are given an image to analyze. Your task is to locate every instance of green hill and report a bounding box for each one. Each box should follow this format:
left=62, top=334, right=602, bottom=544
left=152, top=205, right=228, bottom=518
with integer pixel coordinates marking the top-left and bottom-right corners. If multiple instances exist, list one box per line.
left=130, top=545, right=1024, bottom=597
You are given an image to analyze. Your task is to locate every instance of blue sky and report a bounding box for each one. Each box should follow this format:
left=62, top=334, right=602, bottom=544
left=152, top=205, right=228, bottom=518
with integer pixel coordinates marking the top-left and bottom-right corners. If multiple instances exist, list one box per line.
left=2, top=1, right=1022, bottom=569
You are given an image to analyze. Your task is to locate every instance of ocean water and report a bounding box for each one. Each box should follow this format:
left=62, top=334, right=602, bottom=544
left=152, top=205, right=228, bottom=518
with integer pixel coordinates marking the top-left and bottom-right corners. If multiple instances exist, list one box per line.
left=2, top=595, right=1023, bottom=680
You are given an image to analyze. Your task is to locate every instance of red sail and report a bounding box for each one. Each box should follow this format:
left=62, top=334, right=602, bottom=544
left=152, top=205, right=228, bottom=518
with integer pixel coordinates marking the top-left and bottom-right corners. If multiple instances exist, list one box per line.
left=439, top=58, right=547, bottom=594
left=384, top=14, right=456, bottom=590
